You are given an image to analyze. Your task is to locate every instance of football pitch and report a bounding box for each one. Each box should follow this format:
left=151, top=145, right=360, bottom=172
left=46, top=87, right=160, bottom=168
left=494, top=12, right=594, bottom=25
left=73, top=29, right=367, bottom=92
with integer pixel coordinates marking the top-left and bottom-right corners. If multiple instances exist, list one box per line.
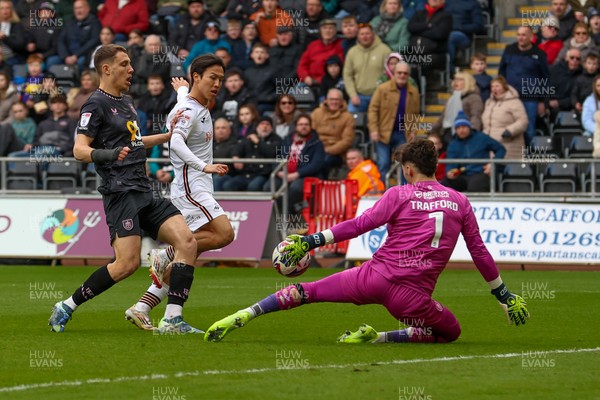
left=0, top=265, right=598, bottom=400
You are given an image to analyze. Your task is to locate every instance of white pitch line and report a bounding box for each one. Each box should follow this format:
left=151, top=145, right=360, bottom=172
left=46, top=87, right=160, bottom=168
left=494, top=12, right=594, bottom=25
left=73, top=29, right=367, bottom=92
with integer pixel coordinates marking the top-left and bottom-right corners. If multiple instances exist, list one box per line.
left=1, top=347, right=598, bottom=393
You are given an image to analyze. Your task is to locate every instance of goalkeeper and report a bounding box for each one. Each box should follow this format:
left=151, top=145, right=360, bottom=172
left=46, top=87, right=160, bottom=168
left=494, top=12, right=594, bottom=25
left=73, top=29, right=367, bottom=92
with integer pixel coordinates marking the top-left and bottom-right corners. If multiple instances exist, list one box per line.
left=205, top=139, right=530, bottom=343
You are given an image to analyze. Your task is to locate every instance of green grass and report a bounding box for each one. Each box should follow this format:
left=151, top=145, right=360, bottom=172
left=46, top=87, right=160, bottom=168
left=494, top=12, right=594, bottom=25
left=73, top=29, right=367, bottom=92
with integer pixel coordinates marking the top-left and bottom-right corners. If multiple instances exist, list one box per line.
left=0, top=266, right=598, bottom=399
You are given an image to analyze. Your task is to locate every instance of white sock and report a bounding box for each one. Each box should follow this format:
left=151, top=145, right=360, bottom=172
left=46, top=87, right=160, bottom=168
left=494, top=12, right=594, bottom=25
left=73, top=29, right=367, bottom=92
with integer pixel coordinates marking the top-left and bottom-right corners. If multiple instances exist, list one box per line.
left=135, top=283, right=169, bottom=312
left=373, top=332, right=386, bottom=343
left=241, top=306, right=258, bottom=319
left=63, top=297, right=78, bottom=311
left=165, top=304, right=183, bottom=319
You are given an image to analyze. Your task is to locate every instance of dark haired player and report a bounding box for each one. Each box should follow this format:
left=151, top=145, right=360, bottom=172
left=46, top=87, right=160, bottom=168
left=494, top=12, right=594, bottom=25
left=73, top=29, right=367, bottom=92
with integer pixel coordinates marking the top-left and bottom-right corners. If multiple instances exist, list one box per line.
left=48, top=45, right=198, bottom=333
left=125, top=55, right=235, bottom=333
left=204, top=139, right=530, bottom=343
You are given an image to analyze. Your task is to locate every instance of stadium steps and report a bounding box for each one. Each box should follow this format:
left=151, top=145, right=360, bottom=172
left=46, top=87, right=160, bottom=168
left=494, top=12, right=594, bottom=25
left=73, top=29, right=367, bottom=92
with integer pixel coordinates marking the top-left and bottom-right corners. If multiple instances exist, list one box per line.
left=425, top=104, right=445, bottom=115
left=486, top=42, right=507, bottom=56
left=518, top=5, right=550, bottom=14
left=500, top=29, right=517, bottom=43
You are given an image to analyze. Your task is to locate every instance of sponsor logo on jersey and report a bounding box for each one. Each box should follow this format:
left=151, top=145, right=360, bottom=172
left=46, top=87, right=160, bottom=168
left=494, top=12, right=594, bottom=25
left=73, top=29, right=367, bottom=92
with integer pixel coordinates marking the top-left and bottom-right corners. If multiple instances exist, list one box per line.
left=111, top=107, right=118, bottom=115
left=80, top=112, right=91, bottom=127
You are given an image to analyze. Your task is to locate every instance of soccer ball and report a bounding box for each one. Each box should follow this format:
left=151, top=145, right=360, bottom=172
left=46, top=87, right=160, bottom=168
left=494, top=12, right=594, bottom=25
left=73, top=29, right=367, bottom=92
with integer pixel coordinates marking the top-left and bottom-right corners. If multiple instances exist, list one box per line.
left=272, top=240, right=311, bottom=277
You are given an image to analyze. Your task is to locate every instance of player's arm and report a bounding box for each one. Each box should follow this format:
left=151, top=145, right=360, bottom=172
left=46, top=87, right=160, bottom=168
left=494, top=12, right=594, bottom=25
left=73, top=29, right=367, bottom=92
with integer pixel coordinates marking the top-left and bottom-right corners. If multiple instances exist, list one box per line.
left=141, top=108, right=186, bottom=148
left=74, top=104, right=129, bottom=163
left=141, top=133, right=171, bottom=148
left=462, top=206, right=530, bottom=326
left=171, top=77, right=189, bottom=103
left=74, top=134, right=129, bottom=163
left=169, top=111, right=228, bottom=175
left=284, top=188, right=399, bottom=260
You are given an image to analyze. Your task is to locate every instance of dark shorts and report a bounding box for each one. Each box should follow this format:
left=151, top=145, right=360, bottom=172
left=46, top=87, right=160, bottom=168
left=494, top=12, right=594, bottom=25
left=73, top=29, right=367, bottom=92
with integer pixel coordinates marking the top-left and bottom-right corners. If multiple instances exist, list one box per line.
left=103, top=190, right=181, bottom=244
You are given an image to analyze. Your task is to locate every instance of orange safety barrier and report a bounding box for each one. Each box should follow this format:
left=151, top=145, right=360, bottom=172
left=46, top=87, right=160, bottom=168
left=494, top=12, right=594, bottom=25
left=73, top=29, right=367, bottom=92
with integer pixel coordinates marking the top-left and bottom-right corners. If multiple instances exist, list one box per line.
left=301, top=178, right=359, bottom=255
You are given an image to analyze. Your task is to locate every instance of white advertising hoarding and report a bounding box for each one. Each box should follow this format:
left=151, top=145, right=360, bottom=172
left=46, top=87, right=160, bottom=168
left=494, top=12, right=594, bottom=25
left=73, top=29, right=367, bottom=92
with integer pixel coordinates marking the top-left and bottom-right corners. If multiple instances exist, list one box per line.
left=346, top=199, right=600, bottom=264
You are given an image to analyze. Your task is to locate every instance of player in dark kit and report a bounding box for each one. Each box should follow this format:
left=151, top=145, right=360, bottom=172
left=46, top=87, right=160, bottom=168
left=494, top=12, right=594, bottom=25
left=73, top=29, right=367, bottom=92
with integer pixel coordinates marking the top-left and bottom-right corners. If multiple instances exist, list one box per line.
left=48, top=44, right=198, bottom=333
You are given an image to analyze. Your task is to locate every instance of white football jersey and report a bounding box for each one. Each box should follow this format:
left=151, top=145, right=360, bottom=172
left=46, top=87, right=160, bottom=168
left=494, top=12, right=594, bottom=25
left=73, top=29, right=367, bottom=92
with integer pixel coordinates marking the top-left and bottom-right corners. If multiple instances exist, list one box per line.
left=168, top=95, right=214, bottom=198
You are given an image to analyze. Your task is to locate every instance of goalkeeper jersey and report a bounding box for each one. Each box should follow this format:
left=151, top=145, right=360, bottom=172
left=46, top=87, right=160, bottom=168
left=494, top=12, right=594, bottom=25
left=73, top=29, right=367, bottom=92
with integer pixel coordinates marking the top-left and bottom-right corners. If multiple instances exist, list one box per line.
left=330, top=180, right=499, bottom=296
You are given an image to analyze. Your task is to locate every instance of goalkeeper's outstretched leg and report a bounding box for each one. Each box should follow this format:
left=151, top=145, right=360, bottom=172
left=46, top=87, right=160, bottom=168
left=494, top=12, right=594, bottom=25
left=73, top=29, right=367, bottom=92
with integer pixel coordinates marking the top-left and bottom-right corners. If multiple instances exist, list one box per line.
left=205, top=262, right=461, bottom=343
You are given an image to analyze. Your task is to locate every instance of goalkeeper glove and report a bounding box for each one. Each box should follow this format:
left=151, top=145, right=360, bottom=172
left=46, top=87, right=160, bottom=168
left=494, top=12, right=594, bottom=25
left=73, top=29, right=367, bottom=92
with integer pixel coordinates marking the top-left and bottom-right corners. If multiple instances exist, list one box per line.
left=282, top=233, right=326, bottom=266
left=491, top=283, right=530, bottom=326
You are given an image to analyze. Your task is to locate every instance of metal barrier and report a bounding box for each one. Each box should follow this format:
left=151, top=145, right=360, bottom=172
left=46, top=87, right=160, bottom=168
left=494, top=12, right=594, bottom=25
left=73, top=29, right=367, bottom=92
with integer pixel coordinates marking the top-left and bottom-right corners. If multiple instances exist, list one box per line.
left=385, top=157, right=599, bottom=199
left=0, top=156, right=291, bottom=234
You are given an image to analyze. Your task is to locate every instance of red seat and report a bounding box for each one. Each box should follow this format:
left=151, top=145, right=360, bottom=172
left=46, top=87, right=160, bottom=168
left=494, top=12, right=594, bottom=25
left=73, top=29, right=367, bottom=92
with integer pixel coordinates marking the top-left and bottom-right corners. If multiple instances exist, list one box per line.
left=302, top=178, right=359, bottom=255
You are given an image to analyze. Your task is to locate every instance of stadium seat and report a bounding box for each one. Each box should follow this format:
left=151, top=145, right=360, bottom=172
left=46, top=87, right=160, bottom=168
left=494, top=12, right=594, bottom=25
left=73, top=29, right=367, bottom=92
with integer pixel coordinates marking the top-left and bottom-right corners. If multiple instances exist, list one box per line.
left=539, top=162, right=577, bottom=193
left=291, top=86, right=316, bottom=110
left=565, top=136, right=594, bottom=158
left=352, top=112, right=367, bottom=132
left=170, top=63, right=185, bottom=78
left=499, top=163, right=535, bottom=193
left=43, top=161, right=80, bottom=190
left=528, top=136, right=556, bottom=155
left=49, top=64, right=78, bottom=89
left=6, top=161, right=38, bottom=190
left=552, top=131, right=581, bottom=158
left=554, top=111, right=581, bottom=128
left=581, top=162, right=600, bottom=192
left=82, top=165, right=100, bottom=191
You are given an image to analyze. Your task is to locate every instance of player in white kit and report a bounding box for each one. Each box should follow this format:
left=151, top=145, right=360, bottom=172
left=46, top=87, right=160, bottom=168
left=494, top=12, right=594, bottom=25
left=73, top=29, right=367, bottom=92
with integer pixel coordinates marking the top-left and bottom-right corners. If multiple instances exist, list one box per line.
left=125, top=55, right=235, bottom=333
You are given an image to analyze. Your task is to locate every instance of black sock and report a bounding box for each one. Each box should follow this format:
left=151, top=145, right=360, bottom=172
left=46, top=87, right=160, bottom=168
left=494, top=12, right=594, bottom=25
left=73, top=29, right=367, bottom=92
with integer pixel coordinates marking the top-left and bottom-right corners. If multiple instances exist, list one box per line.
left=167, top=263, right=195, bottom=306
left=71, top=265, right=116, bottom=306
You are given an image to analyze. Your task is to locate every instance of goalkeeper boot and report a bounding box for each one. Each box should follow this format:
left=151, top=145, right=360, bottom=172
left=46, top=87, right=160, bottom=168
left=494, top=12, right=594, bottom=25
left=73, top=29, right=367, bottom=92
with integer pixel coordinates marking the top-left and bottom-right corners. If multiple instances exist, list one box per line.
left=48, top=301, right=73, bottom=333
left=149, top=249, right=170, bottom=289
left=125, top=305, right=154, bottom=330
left=337, top=323, right=378, bottom=344
left=204, top=310, right=252, bottom=342
left=157, top=316, right=204, bottom=334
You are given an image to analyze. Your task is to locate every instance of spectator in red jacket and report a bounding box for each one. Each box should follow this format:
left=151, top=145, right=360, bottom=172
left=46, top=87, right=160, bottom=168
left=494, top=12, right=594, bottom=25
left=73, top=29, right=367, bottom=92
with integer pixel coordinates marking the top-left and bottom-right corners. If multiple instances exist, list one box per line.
left=297, top=19, right=344, bottom=87
left=537, top=16, right=563, bottom=65
left=98, top=0, right=149, bottom=41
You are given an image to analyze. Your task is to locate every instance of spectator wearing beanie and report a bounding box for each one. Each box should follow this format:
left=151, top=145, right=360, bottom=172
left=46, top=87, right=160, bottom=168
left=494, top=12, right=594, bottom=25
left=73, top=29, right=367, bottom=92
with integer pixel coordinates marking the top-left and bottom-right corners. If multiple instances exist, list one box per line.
left=442, top=110, right=506, bottom=193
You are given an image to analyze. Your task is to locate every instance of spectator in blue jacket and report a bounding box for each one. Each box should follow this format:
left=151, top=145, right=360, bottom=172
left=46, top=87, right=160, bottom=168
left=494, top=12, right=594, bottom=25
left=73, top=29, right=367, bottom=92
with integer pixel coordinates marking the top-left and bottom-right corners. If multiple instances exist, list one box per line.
left=183, top=21, right=232, bottom=71
left=57, top=0, right=102, bottom=71
left=445, top=0, right=484, bottom=77
left=499, top=26, right=550, bottom=146
left=441, top=111, right=506, bottom=193
left=265, top=114, right=326, bottom=213
left=581, top=74, right=600, bottom=136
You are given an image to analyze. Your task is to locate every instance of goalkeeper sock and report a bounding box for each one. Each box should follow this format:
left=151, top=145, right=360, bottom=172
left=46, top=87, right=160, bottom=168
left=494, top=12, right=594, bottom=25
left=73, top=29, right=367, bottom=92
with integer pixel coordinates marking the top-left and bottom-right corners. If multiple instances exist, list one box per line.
left=379, top=328, right=444, bottom=343
left=136, top=283, right=169, bottom=312
left=376, top=329, right=411, bottom=343
left=242, top=294, right=280, bottom=318
left=70, top=264, right=116, bottom=306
